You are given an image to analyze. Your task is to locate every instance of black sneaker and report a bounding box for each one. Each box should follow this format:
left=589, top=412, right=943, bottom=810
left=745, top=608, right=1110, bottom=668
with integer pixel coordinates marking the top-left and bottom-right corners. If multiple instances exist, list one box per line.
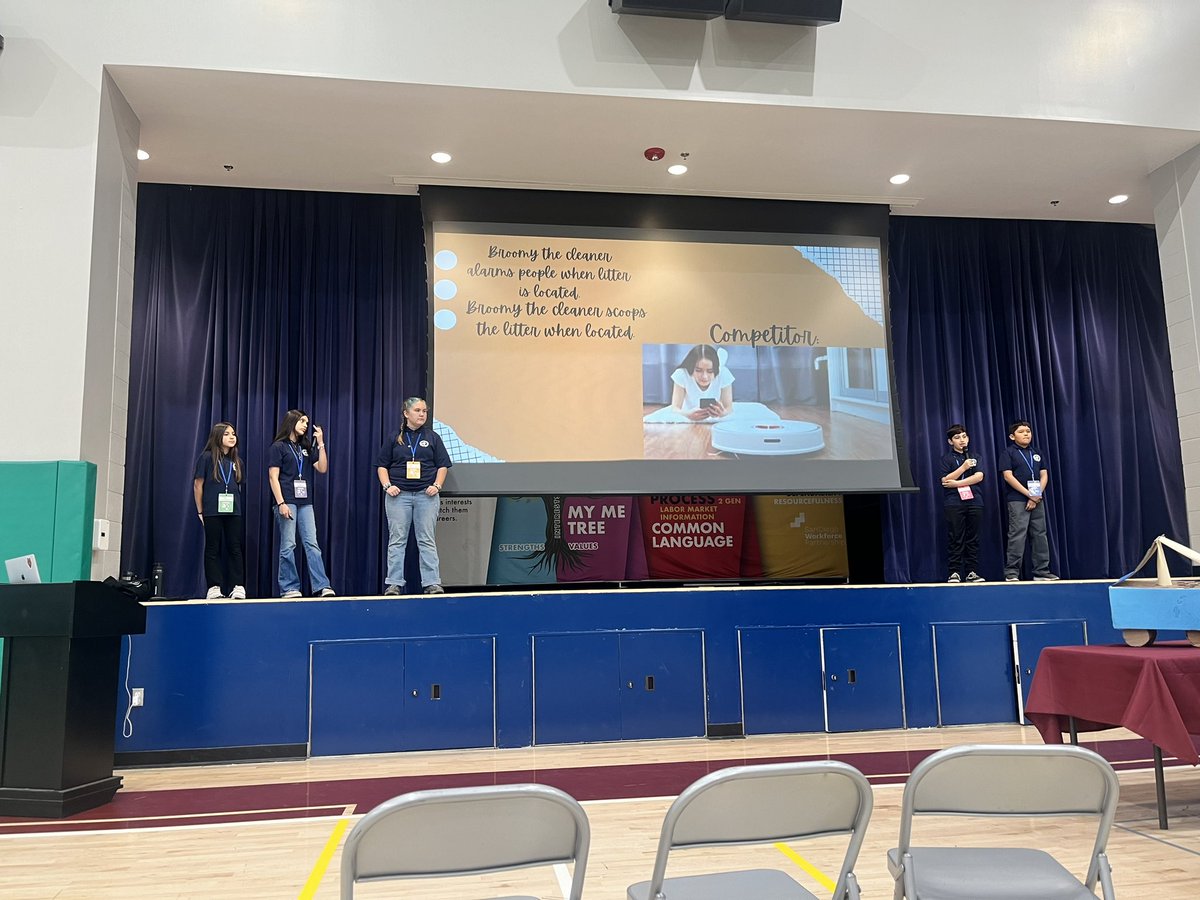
left=1005, top=574, right=1020, bottom=582
left=965, top=572, right=986, bottom=583
left=1033, top=573, right=1060, bottom=581
left=947, top=572, right=961, bottom=583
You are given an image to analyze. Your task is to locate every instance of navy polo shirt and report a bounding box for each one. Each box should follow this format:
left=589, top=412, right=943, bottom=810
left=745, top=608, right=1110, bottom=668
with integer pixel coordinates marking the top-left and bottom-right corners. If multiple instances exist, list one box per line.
left=269, top=439, right=322, bottom=505
left=193, top=451, right=243, bottom=516
left=939, top=451, right=983, bottom=508
left=375, top=427, right=452, bottom=491
left=1001, top=444, right=1048, bottom=503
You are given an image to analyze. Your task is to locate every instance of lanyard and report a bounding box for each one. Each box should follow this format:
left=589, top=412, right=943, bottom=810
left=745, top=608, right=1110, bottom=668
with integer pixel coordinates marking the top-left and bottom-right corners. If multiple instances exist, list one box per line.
left=289, top=443, right=305, bottom=478
left=218, top=457, right=234, bottom=487
left=403, top=430, right=423, bottom=460
left=1018, top=448, right=1036, bottom=477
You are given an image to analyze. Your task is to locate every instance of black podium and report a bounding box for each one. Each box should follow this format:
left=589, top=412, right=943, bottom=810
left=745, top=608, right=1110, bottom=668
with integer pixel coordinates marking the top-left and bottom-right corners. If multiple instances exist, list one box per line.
left=0, top=581, right=147, bottom=817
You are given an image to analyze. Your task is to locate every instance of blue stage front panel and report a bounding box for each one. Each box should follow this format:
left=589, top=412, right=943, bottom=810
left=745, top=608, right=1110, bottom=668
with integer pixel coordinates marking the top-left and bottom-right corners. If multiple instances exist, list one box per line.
left=310, top=639, right=406, bottom=756
left=116, top=583, right=1122, bottom=757
left=933, top=623, right=1018, bottom=726
left=1013, top=620, right=1087, bottom=723
left=534, top=633, right=622, bottom=744
left=739, top=626, right=824, bottom=735
left=616, top=630, right=706, bottom=741
left=822, top=625, right=905, bottom=732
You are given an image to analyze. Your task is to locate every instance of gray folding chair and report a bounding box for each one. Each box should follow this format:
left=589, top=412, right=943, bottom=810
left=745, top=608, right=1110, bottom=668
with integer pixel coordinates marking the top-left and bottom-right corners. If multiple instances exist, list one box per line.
left=888, top=744, right=1119, bottom=900
left=340, top=783, right=589, bottom=899
left=627, top=761, right=873, bottom=900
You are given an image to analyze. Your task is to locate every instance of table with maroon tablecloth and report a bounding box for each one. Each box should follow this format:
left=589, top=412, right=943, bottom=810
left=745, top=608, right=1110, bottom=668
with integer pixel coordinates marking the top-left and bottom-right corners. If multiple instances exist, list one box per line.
left=1026, top=642, right=1200, bottom=828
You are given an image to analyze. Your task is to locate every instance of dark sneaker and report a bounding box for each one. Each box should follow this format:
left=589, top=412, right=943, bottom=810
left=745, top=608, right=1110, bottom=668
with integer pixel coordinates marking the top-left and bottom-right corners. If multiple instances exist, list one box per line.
left=383, top=584, right=402, bottom=596
left=965, top=572, right=986, bottom=583
left=1004, top=574, right=1019, bottom=582
left=1033, top=573, right=1060, bottom=582
left=947, top=572, right=961, bottom=583
left=423, top=584, right=445, bottom=594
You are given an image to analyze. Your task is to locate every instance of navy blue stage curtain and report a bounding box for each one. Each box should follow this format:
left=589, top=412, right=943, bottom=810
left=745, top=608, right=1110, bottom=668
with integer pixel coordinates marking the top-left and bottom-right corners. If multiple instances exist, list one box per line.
left=884, top=216, right=1185, bottom=583
left=124, top=184, right=427, bottom=598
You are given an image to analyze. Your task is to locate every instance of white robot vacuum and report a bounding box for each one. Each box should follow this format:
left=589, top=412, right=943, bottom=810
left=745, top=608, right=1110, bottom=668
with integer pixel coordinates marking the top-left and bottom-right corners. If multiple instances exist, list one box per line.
left=711, top=420, right=825, bottom=456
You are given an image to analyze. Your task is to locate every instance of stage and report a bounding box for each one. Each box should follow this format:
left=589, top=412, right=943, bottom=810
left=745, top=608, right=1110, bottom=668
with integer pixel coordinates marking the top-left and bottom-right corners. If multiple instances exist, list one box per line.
left=114, top=579, right=1125, bottom=765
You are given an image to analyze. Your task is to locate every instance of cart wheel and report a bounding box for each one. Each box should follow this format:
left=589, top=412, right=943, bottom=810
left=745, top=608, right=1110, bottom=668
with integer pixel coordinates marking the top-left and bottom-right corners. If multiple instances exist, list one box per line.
left=1187, top=631, right=1200, bottom=648
left=1123, top=629, right=1157, bottom=647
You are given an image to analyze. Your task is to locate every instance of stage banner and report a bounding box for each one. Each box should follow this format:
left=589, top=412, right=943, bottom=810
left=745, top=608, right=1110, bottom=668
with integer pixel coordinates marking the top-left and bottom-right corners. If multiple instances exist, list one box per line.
left=486, top=496, right=551, bottom=585
left=638, top=495, right=751, bottom=580
left=436, top=496, right=497, bottom=587
left=557, top=496, right=636, bottom=583
left=448, top=493, right=845, bottom=586
left=751, top=495, right=848, bottom=580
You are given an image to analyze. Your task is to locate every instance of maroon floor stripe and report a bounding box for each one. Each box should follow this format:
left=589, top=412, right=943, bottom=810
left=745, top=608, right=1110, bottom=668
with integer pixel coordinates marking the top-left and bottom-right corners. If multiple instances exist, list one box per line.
left=0, top=736, right=1186, bottom=834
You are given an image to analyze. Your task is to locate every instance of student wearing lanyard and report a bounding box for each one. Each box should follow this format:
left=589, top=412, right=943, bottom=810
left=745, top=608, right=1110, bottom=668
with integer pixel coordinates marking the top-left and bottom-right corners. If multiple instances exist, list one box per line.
left=193, top=422, right=246, bottom=600
left=375, top=397, right=452, bottom=595
left=939, top=423, right=986, bottom=583
left=1001, top=418, right=1059, bottom=582
left=268, top=409, right=335, bottom=598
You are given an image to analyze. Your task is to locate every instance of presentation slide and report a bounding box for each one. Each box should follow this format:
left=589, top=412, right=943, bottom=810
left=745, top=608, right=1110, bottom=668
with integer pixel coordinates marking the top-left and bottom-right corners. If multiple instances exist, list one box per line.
left=429, top=215, right=907, bottom=495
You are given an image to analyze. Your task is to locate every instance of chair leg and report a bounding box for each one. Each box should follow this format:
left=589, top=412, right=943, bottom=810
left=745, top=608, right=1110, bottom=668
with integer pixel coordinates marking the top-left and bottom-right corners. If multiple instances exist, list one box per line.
left=843, top=872, right=861, bottom=900
left=1097, top=852, right=1115, bottom=900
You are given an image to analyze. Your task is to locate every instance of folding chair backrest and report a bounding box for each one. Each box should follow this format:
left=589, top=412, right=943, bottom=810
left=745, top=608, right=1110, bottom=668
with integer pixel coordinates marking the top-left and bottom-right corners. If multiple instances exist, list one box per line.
left=647, top=761, right=872, bottom=897
left=897, top=744, right=1119, bottom=883
left=341, top=783, right=589, bottom=898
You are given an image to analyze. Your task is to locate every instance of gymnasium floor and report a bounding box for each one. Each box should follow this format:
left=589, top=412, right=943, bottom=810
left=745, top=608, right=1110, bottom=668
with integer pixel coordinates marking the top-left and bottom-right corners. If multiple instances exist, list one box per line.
left=2, top=724, right=1198, bottom=898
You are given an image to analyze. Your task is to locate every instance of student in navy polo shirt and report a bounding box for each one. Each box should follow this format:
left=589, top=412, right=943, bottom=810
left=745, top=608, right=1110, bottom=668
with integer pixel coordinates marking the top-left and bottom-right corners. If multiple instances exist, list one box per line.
left=268, top=409, right=335, bottom=598
left=939, top=423, right=985, bottom=583
left=375, top=397, right=452, bottom=595
left=192, top=421, right=246, bottom=600
left=1001, top=419, right=1059, bottom=582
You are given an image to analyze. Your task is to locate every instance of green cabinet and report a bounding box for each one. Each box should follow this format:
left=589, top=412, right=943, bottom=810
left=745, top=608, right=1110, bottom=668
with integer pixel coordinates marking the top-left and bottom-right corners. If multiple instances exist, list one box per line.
left=0, top=462, right=96, bottom=583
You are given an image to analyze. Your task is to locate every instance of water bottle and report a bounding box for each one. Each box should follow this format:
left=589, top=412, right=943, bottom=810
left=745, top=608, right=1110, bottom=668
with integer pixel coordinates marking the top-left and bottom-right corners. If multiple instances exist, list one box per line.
left=151, top=563, right=164, bottom=598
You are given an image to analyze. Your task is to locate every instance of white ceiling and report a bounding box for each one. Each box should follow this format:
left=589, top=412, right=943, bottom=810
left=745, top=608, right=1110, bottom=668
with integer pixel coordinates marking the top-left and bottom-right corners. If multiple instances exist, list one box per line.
left=111, top=65, right=1200, bottom=224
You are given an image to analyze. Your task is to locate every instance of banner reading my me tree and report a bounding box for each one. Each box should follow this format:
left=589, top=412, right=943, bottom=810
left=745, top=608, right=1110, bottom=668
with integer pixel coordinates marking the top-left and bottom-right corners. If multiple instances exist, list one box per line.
left=437, top=494, right=847, bottom=586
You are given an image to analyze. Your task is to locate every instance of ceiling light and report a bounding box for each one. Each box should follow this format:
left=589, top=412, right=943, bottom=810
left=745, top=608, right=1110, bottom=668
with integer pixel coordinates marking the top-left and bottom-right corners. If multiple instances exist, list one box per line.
left=889, top=173, right=910, bottom=185
left=1108, top=194, right=1129, bottom=205
left=430, top=151, right=452, bottom=164
left=667, top=164, right=688, bottom=175
left=137, top=149, right=150, bottom=161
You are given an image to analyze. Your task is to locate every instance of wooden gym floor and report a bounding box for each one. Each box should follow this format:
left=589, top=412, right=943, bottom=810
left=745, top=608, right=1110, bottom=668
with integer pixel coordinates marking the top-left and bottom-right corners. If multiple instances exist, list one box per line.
left=2, top=724, right=1198, bottom=898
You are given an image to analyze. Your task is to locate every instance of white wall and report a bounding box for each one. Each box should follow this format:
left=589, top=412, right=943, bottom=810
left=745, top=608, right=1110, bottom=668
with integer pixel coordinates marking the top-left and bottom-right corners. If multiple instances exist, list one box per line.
left=1151, top=145, right=1200, bottom=543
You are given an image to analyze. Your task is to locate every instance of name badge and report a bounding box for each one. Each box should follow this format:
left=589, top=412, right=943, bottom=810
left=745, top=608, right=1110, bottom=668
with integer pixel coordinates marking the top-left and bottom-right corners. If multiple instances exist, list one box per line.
left=1027, top=480, right=1043, bottom=498
left=406, top=460, right=421, bottom=479
left=293, top=479, right=309, bottom=499
left=957, top=485, right=974, bottom=500
left=217, top=492, right=235, bottom=514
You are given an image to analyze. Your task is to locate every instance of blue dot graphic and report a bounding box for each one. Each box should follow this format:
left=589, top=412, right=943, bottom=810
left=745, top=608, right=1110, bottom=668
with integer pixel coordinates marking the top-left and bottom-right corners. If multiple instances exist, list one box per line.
left=434, top=279, right=458, bottom=301
left=434, top=250, right=458, bottom=270
left=434, top=309, right=457, bottom=330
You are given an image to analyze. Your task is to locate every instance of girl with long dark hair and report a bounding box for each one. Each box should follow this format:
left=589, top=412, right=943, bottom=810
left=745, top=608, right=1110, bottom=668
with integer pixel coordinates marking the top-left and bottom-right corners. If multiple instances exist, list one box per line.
left=671, top=344, right=735, bottom=420
left=192, top=422, right=246, bottom=599
left=267, top=409, right=334, bottom=598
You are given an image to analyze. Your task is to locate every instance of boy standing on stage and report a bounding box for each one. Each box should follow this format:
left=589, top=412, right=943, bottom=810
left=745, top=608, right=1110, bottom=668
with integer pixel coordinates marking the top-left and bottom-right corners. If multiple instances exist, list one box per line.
left=1001, top=419, right=1059, bottom=582
left=940, top=424, right=985, bottom=583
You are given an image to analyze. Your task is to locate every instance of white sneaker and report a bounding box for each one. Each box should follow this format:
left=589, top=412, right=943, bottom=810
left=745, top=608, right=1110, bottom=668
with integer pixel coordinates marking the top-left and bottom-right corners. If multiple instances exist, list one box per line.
left=281, top=590, right=303, bottom=599
left=318, top=587, right=336, bottom=598
left=229, top=585, right=246, bottom=599
left=205, top=586, right=223, bottom=600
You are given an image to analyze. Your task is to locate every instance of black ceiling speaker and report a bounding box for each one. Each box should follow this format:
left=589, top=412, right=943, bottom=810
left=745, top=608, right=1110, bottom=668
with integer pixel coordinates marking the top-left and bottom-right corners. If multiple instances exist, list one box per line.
left=724, top=0, right=843, bottom=26
left=610, top=0, right=725, bottom=19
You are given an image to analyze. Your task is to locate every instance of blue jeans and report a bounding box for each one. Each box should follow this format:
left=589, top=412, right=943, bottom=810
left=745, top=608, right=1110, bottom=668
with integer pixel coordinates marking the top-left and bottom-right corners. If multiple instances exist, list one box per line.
left=385, top=490, right=442, bottom=589
left=276, top=503, right=331, bottom=594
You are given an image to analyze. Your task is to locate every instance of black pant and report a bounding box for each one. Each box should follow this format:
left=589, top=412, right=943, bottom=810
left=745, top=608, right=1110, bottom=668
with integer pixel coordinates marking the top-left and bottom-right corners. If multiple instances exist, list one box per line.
left=944, top=505, right=981, bottom=576
left=203, top=515, right=245, bottom=592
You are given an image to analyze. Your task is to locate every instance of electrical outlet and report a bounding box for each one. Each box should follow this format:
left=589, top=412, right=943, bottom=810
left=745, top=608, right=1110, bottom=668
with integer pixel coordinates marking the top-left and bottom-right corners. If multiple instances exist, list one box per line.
left=131, top=687, right=145, bottom=708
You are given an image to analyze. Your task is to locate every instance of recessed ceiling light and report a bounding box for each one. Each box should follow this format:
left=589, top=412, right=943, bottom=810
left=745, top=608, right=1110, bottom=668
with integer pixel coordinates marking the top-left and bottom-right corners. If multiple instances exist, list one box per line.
left=431, top=151, right=452, bottom=164
left=136, top=149, right=150, bottom=161
left=889, top=173, right=910, bottom=185
left=1108, top=194, right=1129, bottom=205
left=667, top=164, right=688, bottom=176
